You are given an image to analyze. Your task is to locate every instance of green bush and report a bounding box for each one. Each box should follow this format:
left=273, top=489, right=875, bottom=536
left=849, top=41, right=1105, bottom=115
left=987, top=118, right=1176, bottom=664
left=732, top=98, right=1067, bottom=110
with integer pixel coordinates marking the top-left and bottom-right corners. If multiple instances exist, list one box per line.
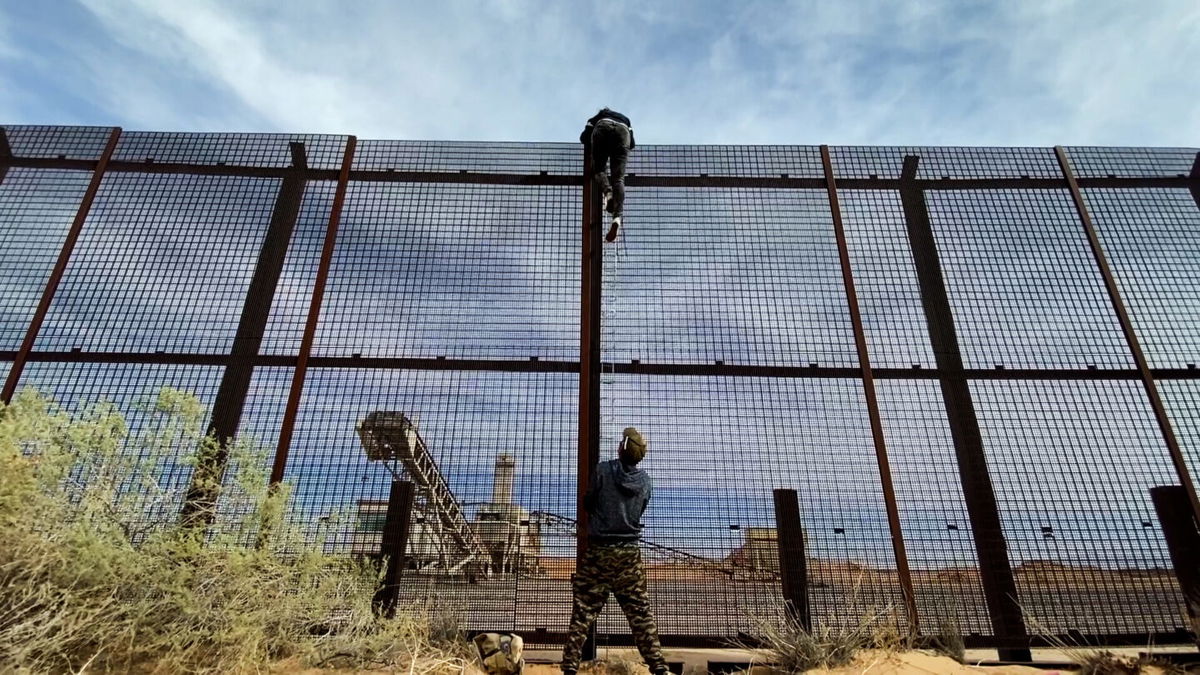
left=0, top=388, right=470, bottom=674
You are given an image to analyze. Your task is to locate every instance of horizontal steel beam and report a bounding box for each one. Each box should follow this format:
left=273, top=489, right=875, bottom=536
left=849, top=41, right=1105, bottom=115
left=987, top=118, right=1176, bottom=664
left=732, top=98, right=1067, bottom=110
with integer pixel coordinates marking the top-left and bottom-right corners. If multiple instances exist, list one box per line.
left=314, top=355, right=579, bottom=372
left=8, top=351, right=1200, bottom=381
left=3, top=351, right=270, bottom=366
left=350, top=170, right=577, bottom=186
left=1, top=155, right=1197, bottom=191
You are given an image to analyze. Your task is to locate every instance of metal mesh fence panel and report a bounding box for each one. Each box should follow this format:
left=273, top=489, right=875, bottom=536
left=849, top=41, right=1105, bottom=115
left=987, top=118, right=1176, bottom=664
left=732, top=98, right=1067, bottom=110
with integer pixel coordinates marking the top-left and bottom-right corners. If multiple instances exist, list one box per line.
left=629, top=145, right=825, bottom=178
left=602, top=188, right=857, bottom=367
left=15, top=361, right=224, bottom=413
left=972, top=379, right=1188, bottom=636
left=33, top=173, right=283, bottom=354
left=830, top=146, right=1060, bottom=179
left=1083, top=188, right=1200, bottom=370
left=1063, top=147, right=1198, bottom=179
left=0, top=168, right=92, bottom=351
left=598, top=374, right=903, bottom=639
left=277, top=367, right=577, bottom=634
left=258, top=181, right=339, bottom=356
left=1, top=125, right=114, bottom=160
left=113, top=131, right=349, bottom=170
left=840, top=189, right=936, bottom=369
left=13, top=361, right=225, bottom=531
left=926, top=189, right=1132, bottom=370
left=313, top=182, right=578, bottom=360
left=1160, top=380, right=1200, bottom=492
left=353, top=140, right=577, bottom=175
left=876, top=379, right=992, bottom=636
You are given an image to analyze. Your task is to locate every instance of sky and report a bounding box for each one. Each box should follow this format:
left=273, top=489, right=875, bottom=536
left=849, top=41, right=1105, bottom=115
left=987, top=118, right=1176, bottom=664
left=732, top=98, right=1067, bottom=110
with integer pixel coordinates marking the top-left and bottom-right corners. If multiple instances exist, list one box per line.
left=1, top=0, right=1199, bottom=145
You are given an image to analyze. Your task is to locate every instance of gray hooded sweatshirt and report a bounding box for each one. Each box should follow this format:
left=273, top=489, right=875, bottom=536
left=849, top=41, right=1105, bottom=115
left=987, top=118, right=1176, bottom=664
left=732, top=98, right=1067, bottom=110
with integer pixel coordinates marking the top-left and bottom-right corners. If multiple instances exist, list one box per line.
left=584, top=458, right=652, bottom=544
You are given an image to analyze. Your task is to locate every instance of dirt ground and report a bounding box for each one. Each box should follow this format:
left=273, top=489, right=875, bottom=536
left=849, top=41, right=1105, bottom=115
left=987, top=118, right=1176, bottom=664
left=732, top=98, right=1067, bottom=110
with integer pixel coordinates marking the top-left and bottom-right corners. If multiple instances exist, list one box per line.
left=518, top=651, right=1179, bottom=674
left=520, top=652, right=1049, bottom=674
left=275, top=647, right=1190, bottom=674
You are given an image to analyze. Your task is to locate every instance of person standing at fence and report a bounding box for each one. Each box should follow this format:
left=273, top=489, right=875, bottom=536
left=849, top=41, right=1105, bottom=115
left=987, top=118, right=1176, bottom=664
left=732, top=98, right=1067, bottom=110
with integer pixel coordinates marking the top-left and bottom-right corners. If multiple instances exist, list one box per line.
left=580, top=108, right=635, bottom=243
left=561, top=427, right=668, bottom=675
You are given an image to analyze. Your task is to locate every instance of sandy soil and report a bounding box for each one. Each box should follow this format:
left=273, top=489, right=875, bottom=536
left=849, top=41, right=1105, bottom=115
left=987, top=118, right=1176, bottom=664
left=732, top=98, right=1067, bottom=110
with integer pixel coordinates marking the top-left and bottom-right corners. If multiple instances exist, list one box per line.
left=519, top=652, right=1093, bottom=675
left=803, top=650, right=1059, bottom=674
left=274, top=653, right=1180, bottom=675
left=275, top=649, right=1185, bottom=674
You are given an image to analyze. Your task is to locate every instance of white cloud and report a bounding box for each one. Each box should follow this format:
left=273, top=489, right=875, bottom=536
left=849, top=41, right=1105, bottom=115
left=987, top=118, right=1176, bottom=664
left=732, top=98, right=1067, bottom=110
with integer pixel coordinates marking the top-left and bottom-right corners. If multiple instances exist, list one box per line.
left=76, top=0, right=357, bottom=133
left=994, top=2, right=1200, bottom=145
left=0, top=6, right=26, bottom=122
left=10, top=1, right=1200, bottom=143
left=0, top=9, right=16, bottom=60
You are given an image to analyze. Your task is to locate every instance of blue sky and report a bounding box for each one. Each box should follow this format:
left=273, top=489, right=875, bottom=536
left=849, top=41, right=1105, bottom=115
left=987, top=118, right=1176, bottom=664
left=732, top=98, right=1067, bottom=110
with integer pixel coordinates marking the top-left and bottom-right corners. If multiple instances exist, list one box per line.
left=2, top=0, right=1199, bottom=145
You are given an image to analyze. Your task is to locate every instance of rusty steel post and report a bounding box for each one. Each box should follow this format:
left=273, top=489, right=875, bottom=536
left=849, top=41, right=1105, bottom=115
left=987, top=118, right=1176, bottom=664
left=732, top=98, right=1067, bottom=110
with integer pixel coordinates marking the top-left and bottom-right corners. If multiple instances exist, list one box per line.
left=0, top=128, right=12, bottom=186
left=773, top=488, right=811, bottom=631
left=578, top=146, right=603, bottom=661
left=2, top=127, right=122, bottom=405
left=1190, top=153, right=1200, bottom=209
left=1056, top=147, right=1200, bottom=529
left=181, top=142, right=310, bottom=527
left=373, top=480, right=416, bottom=618
left=270, top=136, right=358, bottom=486
left=1150, top=485, right=1200, bottom=641
left=820, top=145, right=920, bottom=634
left=898, top=155, right=1030, bottom=660
left=578, top=148, right=601, bottom=554
left=1150, top=485, right=1200, bottom=642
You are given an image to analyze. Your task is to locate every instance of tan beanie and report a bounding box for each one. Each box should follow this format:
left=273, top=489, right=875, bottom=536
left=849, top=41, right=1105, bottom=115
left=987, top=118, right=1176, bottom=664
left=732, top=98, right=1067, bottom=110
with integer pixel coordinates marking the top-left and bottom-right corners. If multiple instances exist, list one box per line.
left=622, top=426, right=647, bottom=463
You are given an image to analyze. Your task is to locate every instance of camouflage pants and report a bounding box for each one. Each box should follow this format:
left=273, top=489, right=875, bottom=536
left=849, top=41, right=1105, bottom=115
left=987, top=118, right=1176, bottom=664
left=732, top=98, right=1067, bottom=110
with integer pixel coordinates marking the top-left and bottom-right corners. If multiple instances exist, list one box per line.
left=561, top=544, right=666, bottom=673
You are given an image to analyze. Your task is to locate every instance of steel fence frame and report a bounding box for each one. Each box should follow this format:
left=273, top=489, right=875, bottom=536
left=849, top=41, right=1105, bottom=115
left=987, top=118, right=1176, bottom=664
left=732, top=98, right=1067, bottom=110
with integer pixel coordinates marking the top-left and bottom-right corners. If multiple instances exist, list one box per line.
left=2, top=126, right=1199, bottom=655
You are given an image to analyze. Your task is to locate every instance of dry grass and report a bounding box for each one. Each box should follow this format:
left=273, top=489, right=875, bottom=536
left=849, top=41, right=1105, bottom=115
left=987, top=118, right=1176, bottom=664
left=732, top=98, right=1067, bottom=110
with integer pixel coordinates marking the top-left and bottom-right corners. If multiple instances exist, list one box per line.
left=741, top=574, right=983, bottom=674
left=741, top=575, right=902, bottom=674
left=924, top=618, right=966, bottom=664
left=742, top=612, right=881, bottom=673
left=1022, top=613, right=1186, bottom=675
left=0, top=387, right=474, bottom=674
left=580, top=655, right=649, bottom=675
left=1037, top=649, right=1185, bottom=675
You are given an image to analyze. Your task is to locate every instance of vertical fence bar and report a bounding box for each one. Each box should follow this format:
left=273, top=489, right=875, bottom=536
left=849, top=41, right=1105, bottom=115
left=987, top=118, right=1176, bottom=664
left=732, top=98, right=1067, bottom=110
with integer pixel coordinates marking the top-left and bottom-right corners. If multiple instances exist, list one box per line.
left=578, top=148, right=602, bottom=556
left=373, top=480, right=416, bottom=618
left=269, top=136, right=358, bottom=486
left=820, top=145, right=920, bottom=634
left=578, top=148, right=603, bottom=661
left=0, top=128, right=12, bottom=186
left=898, top=155, right=1030, bottom=660
left=1056, top=147, right=1200, bottom=528
left=2, top=127, right=122, bottom=405
left=773, top=488, right=811, bottom=631
left=1150, top=486, right=1200, bottom=641
left=1190, top=153, right=1199, bottom=209
left=181, top=142, right=310, bottom=526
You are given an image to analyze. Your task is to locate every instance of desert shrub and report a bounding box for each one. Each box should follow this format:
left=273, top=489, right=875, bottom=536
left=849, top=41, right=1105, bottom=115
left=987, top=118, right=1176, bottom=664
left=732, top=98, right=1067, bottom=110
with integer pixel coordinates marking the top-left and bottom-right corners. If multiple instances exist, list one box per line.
left=0, top=387, right=470, bottom=674
left=1022, top=612, right=1185, bottom=675
left=744, top=607, right=898, bottom=673
left=924, top=618, right=965, bottom=663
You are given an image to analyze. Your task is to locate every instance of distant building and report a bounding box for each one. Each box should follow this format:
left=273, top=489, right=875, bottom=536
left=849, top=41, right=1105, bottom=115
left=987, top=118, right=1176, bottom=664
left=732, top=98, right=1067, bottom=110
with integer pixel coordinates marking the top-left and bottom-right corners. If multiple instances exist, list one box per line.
left=726, top=527, right=779, bottom=574
left=473, top=453, right=542, bottom=573
left=350, top=449, right=541, bottom=575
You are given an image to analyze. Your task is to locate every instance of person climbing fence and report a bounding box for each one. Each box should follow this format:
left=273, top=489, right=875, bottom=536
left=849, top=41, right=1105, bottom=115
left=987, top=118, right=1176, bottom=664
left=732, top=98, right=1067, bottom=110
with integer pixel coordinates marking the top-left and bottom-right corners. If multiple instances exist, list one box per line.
left=580, top=108, right=635, bottom=243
